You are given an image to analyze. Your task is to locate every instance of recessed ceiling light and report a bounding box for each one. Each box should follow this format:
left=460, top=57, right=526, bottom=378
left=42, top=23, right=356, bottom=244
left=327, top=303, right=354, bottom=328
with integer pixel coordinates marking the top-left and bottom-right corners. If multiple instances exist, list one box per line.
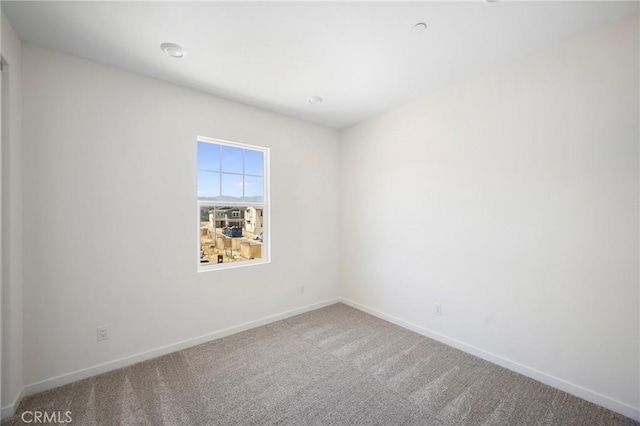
left=411, top=23, right=427, bottom=33
left=160, top=42, right=186, bottom=58
left=307, top=96, right=323, bottom=105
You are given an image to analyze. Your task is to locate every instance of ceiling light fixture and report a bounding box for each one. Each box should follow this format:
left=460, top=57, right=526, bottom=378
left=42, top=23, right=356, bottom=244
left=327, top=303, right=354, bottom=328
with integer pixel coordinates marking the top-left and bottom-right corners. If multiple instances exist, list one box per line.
left=307, top=96, right=323, bottom=105
left=160, top=42, right=186, bottom=58
left=411, top=23, right=428, bottom=33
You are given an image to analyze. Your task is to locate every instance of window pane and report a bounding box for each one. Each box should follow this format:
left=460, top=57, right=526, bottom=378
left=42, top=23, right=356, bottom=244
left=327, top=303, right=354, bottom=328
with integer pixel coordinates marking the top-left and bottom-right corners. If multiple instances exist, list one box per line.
left=199, top=205, right=264, bottom=266
left=198, top=171, right=220, bottom=199
left=244, top=149, right=264, bottom=176
left=221, top=145, right=243, bottom=173
left=197, top=142, right=220, bottom=171
left=221, top=173, right=243, bottom=199
left=244, top=175, right=264, bottom=201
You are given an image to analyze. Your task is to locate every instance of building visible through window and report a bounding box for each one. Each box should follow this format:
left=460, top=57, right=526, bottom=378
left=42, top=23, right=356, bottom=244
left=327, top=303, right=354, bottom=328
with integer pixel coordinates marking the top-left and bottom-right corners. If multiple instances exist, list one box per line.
left=197, top=137, right=269, bottom=269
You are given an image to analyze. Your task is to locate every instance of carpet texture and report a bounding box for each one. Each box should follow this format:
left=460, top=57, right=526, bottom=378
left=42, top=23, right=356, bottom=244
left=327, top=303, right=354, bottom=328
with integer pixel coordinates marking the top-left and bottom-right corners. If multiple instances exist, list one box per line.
left=4, top=303, right=638, bottom=425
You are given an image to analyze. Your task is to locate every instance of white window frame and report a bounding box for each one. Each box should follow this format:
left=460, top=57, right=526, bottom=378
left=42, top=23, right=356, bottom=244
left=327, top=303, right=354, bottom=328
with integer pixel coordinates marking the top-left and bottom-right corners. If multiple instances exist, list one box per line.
left=197, top=135, right=271, bottom=272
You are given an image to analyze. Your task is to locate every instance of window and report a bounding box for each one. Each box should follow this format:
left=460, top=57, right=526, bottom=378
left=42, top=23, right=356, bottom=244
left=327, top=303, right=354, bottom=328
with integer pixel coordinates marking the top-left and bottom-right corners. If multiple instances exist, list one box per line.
left=197, top=136, right=269, bottom=270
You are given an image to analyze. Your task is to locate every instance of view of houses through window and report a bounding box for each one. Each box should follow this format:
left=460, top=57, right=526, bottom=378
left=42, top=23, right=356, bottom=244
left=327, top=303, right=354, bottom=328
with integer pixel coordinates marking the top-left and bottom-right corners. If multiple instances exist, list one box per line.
left=197, top=137, right=268, bottom=268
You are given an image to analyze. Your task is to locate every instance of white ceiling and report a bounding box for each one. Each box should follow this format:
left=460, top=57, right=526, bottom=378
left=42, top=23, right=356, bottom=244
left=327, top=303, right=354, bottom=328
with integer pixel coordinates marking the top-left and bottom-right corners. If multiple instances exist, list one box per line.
left=3, top=1, right=638, bottom=129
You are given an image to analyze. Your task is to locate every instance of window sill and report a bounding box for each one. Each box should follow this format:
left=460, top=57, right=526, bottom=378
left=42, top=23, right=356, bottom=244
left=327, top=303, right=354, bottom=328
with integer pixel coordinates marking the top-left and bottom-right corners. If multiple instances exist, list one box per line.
left=198, top=257, right=270, bottom=273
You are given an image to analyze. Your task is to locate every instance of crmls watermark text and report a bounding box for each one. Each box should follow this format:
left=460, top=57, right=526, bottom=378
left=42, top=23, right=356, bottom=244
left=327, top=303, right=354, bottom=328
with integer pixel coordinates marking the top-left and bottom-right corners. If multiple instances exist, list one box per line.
left=21, top=411, right=72, bottom=424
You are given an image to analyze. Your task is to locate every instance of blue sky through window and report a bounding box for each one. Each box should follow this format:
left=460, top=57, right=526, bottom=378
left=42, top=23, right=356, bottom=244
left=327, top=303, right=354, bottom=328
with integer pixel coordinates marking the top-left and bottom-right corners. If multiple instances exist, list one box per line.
left=244, top=150, right=264, bottom=176
left=221, top=173, right=243, bottom=198
left=197, top=142, right=220, bottom=171
left=197, top=171, right=220, bottom=198
left=222, top=145, right=243, bottom=173
left=244, top=175, right=264, bottom=198
left=198, top=141, right=264, bottom=201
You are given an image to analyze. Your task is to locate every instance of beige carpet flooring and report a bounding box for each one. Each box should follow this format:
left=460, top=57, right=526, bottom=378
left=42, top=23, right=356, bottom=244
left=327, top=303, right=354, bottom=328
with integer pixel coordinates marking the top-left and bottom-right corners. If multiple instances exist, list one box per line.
left=4, top=303, right=638, bottom=425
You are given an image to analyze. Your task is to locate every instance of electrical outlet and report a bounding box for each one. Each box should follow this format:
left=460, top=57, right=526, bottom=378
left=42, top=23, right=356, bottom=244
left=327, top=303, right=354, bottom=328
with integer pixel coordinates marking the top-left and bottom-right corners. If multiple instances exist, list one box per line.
left=300, top=285, right=305, bottom=294
left=435, top=303, right=442, bottom=316
left=97, top=326, right=109, bottom=341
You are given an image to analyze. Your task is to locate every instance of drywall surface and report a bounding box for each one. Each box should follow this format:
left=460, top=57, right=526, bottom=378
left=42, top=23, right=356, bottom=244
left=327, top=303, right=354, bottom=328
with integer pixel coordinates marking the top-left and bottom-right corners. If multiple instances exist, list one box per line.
left=340, top=16, right=639, bottom=413
left=21, top=44, right=340, bottom=386
left=1, top=11, right=23, bottom=411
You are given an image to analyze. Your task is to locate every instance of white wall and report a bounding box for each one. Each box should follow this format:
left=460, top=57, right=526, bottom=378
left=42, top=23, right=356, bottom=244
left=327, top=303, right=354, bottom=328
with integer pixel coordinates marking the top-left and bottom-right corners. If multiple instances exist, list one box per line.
left=340, top=15, right=639, bottom=417
left=1, top=11, right=23, bottom=413
left=21, top=44, right=340, bottom=388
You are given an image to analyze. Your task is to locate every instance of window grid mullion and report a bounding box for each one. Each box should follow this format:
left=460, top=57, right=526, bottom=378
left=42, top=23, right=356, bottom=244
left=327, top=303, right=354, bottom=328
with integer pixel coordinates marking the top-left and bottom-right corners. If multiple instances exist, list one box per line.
left=242, top=149, right=245, bottom=199
left=219, top=144, right=223, bottom=197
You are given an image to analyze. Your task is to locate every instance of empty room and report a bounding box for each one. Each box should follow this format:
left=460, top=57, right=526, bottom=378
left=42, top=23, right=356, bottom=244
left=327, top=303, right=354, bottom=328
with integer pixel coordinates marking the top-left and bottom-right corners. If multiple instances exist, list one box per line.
left=1, top=1, right=639, bottom=425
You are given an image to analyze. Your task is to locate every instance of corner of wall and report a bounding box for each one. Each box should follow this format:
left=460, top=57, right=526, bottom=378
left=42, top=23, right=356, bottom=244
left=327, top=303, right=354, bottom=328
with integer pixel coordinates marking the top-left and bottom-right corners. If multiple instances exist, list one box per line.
left=1, top=9, right=24, bottom=414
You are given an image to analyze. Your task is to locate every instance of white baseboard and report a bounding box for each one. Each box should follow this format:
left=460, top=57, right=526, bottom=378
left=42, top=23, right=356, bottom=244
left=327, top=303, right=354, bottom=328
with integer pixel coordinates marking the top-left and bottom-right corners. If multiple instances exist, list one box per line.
left=339, top=297, right=640, bottom=422
left=20, top=298, right=340, bottom=403
left=1, top=387, right=24, bottom=420
left=8, top=297, right=638, bottom=422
